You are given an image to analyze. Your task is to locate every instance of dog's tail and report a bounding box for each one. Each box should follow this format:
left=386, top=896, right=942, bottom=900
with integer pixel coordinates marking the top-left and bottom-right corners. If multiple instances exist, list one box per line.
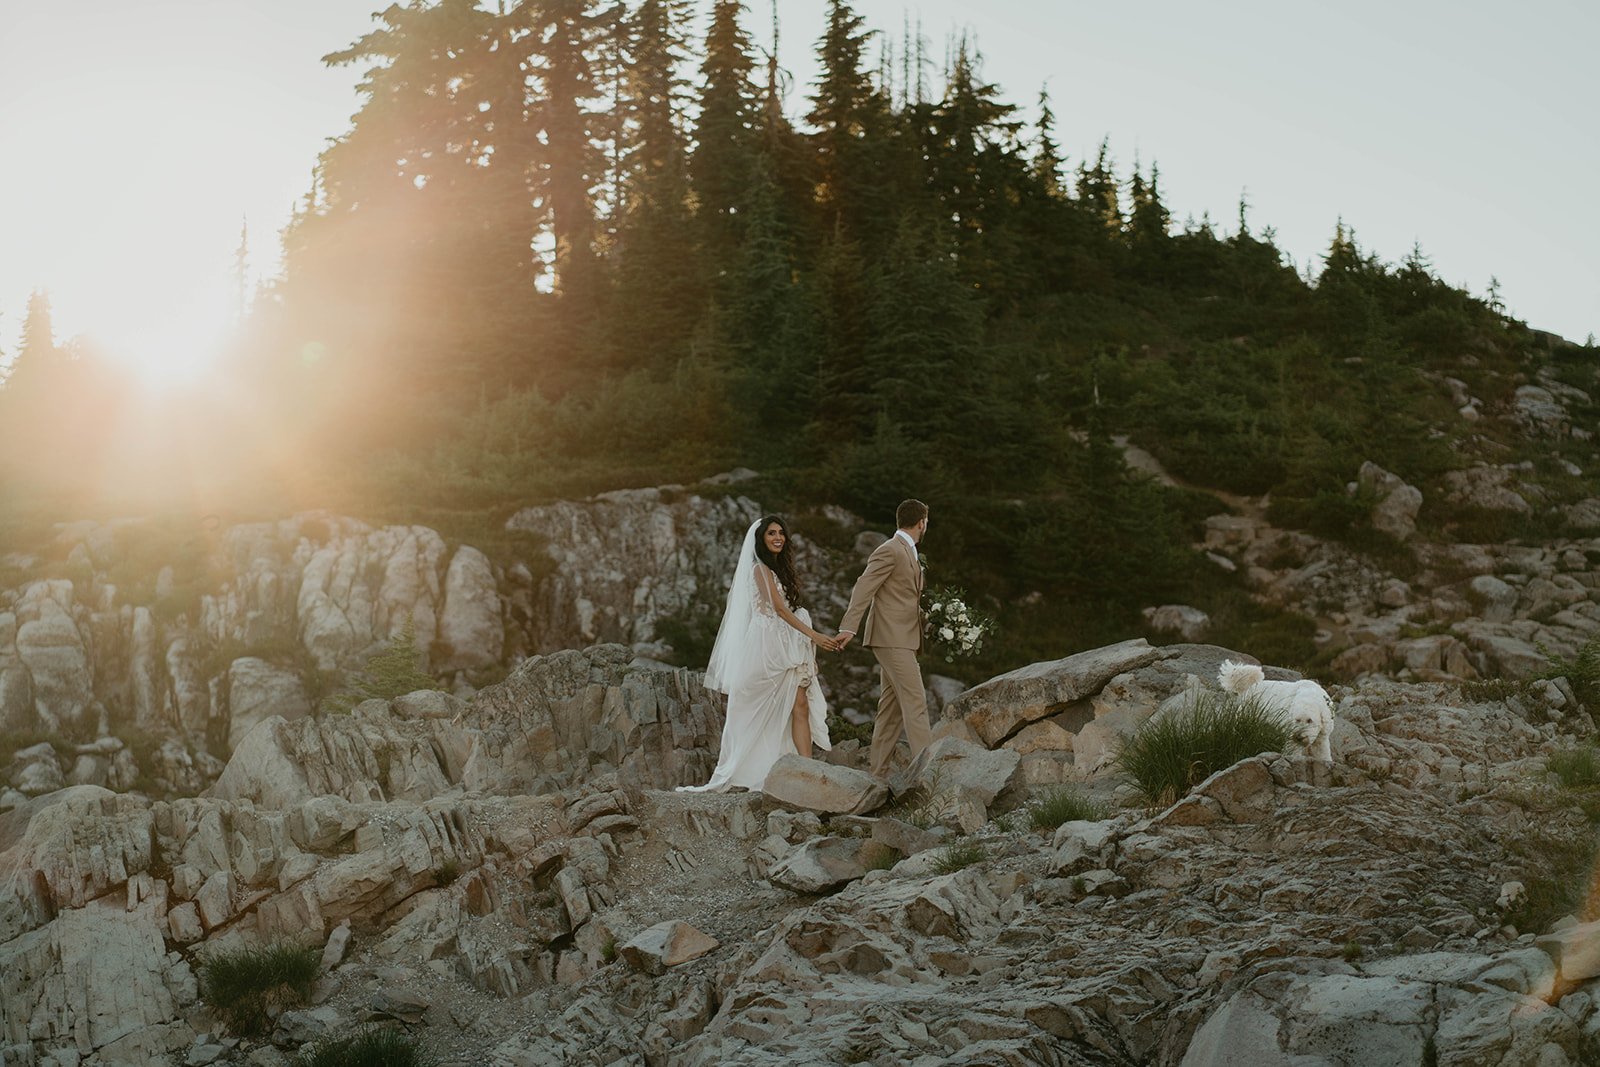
left=1218, top=660, right=1264, bottom=695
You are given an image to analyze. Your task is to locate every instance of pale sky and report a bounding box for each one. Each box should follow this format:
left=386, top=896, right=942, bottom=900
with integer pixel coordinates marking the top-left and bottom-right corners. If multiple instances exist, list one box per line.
left=1, top=0, right=1596, bottom=376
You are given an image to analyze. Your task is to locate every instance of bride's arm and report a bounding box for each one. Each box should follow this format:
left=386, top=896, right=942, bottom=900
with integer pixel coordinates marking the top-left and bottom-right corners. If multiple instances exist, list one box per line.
left=755, top=565, right=834, bottom=649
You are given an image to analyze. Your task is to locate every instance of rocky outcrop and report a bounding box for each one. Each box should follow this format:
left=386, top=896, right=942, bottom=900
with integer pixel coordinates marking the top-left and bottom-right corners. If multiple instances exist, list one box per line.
left=505, top=487, right=767, bottom=653
left=458, top=644, right=725, bottom=794
left=0, top=482, right=876, bottom=799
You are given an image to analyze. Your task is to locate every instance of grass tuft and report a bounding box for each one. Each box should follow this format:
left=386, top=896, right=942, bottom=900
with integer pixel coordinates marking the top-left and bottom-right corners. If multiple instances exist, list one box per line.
left=199, top=942, right=321, bottom=1036
left=932, top=838, right=986, bottom=874
left=1548, top=747, right=1600, bottom=789
left=1026, top=787, right=1112, bottom=831
left=863, top=845, right=902, bottom=872
left=294, top=1026, right=434, bottom=1067
left=1113, top=691, right=1293, bottom=807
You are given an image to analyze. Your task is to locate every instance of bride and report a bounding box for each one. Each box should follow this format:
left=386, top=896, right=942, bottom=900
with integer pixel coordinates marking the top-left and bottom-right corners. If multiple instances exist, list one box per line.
left=678, top=516, right=836, bottom=792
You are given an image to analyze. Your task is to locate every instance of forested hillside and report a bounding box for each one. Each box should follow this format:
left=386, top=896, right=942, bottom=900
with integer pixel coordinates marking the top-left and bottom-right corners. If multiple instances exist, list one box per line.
left=1, top=0, right=1592, bottom=676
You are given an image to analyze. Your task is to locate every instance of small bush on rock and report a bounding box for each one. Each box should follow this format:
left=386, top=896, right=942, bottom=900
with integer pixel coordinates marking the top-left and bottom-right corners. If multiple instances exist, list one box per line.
left=1114, top=691, right=1292, bottom=807
left=294, top=1027, right=434, bottom=1067
left=1027, top=787, right=1111, bottom=830
left=199, top=942, right=321, bottom=1036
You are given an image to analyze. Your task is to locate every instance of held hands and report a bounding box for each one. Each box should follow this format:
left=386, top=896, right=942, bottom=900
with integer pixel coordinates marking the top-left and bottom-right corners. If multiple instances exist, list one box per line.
left=813, top=630, right=851, bottom=653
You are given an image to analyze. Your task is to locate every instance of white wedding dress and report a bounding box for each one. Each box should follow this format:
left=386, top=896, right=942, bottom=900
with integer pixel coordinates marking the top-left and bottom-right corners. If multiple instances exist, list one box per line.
left=677, top=521, right=831, bottom=793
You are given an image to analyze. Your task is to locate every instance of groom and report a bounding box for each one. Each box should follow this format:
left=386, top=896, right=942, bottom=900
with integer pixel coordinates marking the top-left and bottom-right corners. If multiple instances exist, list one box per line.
left=838, top=499, right=929, bottom=781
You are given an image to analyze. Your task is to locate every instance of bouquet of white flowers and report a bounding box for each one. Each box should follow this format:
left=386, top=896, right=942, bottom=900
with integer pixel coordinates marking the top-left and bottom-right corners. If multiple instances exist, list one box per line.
left=923, top=585, right=995, bottom=663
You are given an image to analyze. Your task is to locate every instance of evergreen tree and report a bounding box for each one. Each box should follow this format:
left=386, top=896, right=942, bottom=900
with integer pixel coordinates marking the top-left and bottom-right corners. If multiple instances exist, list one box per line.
left=521, top=0, right=613, bottom=302
left=1317, top=219, right=1382, bottom=348
left=1032, top=85, right=1065, bottom=198
left=812, top=225, right=874, bottom=439
left=7, top=289, right=58, bottom=391
left=279, top=0, right=530, bottom=398
left=807, top=0, right=889, bottom=240
left=726, top=153, right=815, bottom=444
left=865, top=214, right=982, bottom=450
left=694, top=0, right=761, bottom=251
left=930, top=38, right=1023, bottom=298
left=1127, top=163, right=1171, bottom=279
left=606, top=0, right=701, bottom=364
left=321, top=616, right=444, bottom=714
left=1076, top=138, right=1122, bottom=234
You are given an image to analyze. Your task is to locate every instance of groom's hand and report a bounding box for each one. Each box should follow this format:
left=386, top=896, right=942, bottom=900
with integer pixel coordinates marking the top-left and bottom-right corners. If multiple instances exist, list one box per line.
left=836, top=631, right=854, bottom=651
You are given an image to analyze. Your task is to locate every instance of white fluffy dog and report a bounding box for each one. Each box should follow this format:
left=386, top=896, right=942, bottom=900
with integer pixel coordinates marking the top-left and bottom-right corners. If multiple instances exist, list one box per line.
left=1218, top=660, right=1335, bottom=764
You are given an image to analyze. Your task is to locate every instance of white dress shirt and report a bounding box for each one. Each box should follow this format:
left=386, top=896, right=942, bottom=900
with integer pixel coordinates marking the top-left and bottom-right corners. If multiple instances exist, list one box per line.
left=896, top=528, right=918, bottom=560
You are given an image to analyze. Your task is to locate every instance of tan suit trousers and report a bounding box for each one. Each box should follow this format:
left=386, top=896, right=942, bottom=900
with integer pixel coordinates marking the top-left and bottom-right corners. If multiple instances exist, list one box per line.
left=869, top=646, right=929, bottom=779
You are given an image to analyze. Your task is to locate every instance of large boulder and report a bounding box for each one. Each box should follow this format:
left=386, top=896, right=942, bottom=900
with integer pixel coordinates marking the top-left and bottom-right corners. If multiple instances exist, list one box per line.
left=762, top=755, right=887, bottom=816
left=945, top=639, right=1165, bottom=747
left=226, top=657, right=312, bottom=751
left=435, top=545, right=504, bottom=672
left=1142, top=605, right=1210, bottom=641
left=767, top=836, right=893, bottom=894
left=904, top=737, right=1020, bottom=816
left=1357, top=461, right=1423, bottom=542
left=1443, top=466, right=1532, bottom=514
left=619, top=920, right=720, bottom=976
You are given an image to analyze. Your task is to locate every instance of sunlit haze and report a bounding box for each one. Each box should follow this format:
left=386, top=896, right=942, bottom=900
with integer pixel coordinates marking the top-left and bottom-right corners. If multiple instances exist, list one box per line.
left=1, top=0, right=1596, bottom=385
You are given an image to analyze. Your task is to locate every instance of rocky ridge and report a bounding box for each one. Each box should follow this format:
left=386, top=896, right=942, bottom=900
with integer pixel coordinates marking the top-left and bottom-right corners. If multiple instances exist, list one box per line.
left=1, top=632, right=1595, bottom=1066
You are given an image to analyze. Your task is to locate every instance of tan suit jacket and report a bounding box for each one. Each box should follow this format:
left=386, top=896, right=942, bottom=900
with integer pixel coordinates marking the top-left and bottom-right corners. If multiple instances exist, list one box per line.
left=840, top=533, right=924, bottom=652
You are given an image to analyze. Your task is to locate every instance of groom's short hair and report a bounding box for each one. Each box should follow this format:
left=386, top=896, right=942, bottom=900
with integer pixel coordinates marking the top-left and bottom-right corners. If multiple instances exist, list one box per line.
left=896, top=499, right=928, bottom=529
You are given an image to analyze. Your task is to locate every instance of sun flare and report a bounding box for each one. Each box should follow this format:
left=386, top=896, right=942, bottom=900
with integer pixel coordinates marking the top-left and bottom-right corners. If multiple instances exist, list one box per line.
left=65, top=274, right=238, bottom=390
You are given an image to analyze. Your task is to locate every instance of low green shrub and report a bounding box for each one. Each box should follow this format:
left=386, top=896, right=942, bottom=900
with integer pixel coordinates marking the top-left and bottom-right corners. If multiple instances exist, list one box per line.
left=824, top=714, right=874, bottom=746
left=320, top=616, right=444, bottom=715
left=654, top=609, right=720, bottom=669
left=199, top=942, right=321, bottom=1036
left=1459, top=677, right=1535, bottom=704
left=1543, top=635, right=1600, bottom=708
left=1027, top=787, right=1111, bottom=831
left=1114, top=691, right=1293, bottom=807
left=294, top=1027, right=434, bottom=1067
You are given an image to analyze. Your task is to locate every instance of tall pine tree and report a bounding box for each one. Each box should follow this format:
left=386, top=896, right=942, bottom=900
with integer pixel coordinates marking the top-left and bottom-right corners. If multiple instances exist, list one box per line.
left=693, top=0, right=761, bottom=254
left=609, top=0, right=701, bottom=364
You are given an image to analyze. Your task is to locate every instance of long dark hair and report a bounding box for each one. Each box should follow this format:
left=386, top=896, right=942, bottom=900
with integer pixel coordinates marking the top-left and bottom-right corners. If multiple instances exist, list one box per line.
left=753, top=515, right=803, bottom=608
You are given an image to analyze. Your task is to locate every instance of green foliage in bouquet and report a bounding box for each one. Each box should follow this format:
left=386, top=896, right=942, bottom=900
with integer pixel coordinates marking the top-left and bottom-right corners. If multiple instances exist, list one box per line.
left=923, top=584, right=997, bottom=663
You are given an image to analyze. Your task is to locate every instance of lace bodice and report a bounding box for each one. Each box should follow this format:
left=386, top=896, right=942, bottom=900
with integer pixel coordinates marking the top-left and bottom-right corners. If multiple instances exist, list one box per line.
left=753, top=562, right=789, bottom=618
